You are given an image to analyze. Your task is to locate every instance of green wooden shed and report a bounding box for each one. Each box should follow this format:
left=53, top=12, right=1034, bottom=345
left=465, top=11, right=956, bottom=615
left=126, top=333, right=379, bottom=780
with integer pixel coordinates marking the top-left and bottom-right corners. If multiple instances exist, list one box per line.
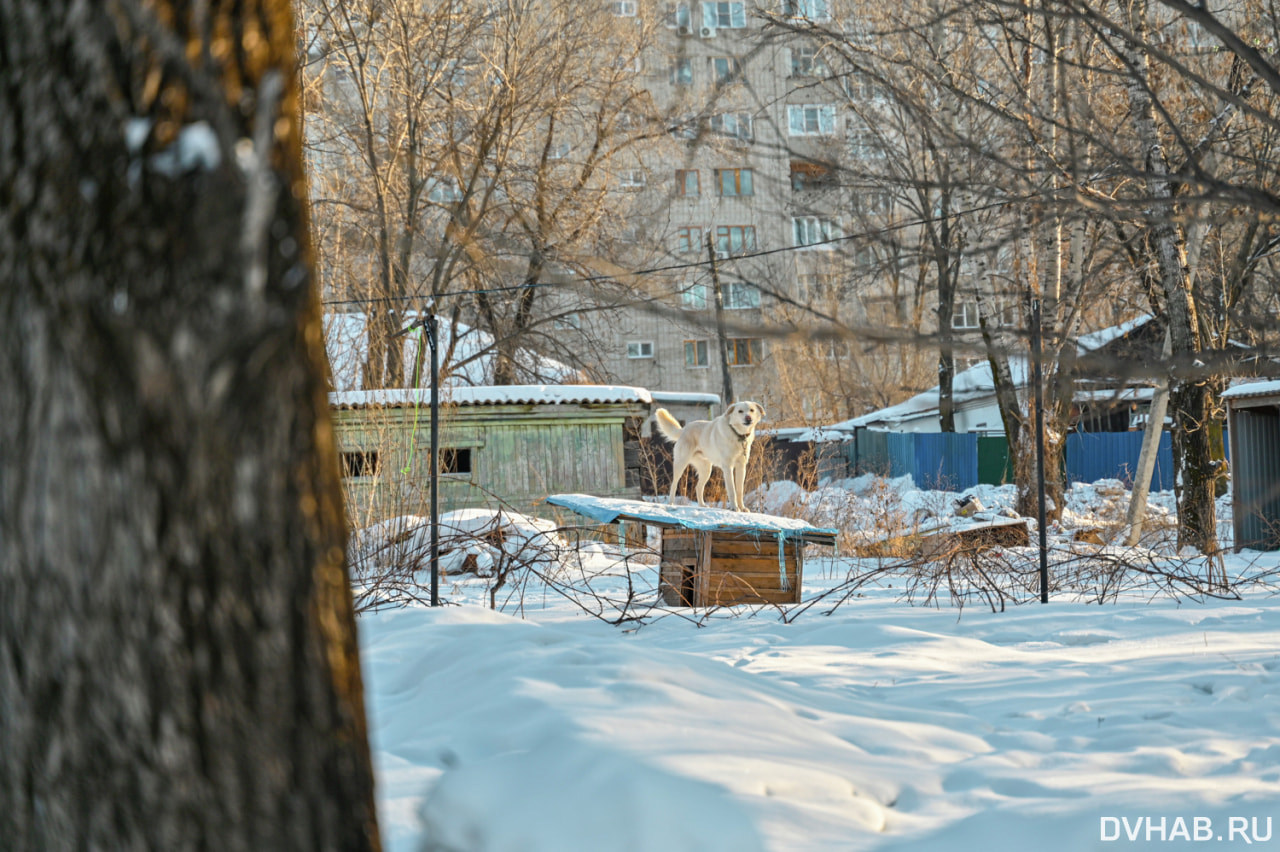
left=330, top=385, right=718, bottom=523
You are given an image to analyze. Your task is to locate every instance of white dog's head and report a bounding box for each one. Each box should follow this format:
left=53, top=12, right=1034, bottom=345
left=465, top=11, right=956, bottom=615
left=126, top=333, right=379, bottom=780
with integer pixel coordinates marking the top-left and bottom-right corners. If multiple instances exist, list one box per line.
left=727, top=401, right=765, bottom=432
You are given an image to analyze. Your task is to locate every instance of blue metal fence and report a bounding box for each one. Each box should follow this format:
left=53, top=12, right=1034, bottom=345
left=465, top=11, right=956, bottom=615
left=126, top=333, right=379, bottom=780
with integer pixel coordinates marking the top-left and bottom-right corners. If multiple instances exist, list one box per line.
left=1064, top=431, right=1174, bottom=491
left=913, top=432, right=980, bottom=492
left=844, top=428, right=1175, bottom=493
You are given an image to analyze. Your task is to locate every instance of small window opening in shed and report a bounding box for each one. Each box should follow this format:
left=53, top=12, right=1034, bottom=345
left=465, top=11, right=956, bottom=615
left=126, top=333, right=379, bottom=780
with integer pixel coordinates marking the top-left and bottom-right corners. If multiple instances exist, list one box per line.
left=678, top=562, right=697, bottom=606
left=340, top=450, right=380, bottom=478
left=440, top=447, right=473, bottom=475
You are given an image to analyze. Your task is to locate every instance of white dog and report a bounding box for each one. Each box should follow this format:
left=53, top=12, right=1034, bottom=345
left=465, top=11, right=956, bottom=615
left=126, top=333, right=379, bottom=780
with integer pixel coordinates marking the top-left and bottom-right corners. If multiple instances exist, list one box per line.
left=653, top=401, right=765, bottom=512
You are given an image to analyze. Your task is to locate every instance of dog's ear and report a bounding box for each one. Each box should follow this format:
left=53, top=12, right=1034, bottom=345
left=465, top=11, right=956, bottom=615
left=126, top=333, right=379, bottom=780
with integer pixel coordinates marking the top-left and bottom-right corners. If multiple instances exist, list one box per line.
left=756, top=403, right=766, bottom=420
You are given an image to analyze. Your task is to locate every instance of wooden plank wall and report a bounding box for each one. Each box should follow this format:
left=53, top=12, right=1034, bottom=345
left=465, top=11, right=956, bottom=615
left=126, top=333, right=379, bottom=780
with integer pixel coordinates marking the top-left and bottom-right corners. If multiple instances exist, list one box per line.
left=331, top=402, right=644, bottom=522
left=661, top=529, right=802, bottom=607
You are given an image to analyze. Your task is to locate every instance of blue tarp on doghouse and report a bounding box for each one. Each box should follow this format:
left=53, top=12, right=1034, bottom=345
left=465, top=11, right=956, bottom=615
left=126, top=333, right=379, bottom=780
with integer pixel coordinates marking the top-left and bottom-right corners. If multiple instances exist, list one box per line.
left=545, top=494, right=838, bottom=544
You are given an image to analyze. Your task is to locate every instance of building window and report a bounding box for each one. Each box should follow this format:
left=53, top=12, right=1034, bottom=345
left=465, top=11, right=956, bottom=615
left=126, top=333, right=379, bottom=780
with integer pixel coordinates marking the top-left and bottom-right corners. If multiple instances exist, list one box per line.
left=427, top=178, right=462, bottom=203
left=340, top=450, right=380, bottom=478
left=792, top=216, right=840, bottom=248
left=665, top=2, right=693, bottom=29
left=715, top=224, right=757, bottom=254
left=619, top=169, right=646, bottom=190
left=676, top=170, right=700, bottom=197
left=787, top=104, right=837, bottom=135
left=849, top=128, right=884, bottom=159
left=844, top=72, right=884, bottom=102
left=796, top=272, right=844, bottom=301
left=627, top=341, right=655, bottom=358
left=555, top=312, right=582, bottom=330
left=724, top=280, right=761, bottom=309
left=685, top=339, right=710, bottom=367
left=440, top=448, right=473, bottom=476
left=711, top=56, right=739, bottom=84
left=710, top=112, right=753, bottom=142
left=854, top=187, right=892, bottom=214
left=791, top=45, right=826, bottom=76
left=952, top=301, right=981, bottom=330
left=670, top=57, right=694, bottom=85
left=716, top=168, right=753, bottom=197
left=998, top=300, right=1021, bottom=327
left=783, top=0, right=831, bottom=20
left=676, top=226, right=702, bottom=253
left=669, top=115, right=699, bottom=141
left=790, top=160, right=833, bottom=191
left=682, top=283, right=709, bottom=310
left=612, top=55, right=643, bottom=72
left=725, top=337, right=763, bottom=365
left=683, top=283, right=710, bottom=310
left=702, top=1, right=747, bottom=29
left=610, top=0, right=638, bottom=16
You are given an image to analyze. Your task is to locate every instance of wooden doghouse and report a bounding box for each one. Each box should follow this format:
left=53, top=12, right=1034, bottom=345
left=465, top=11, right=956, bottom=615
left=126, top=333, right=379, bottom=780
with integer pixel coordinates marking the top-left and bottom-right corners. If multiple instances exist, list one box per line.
left=546, top=494, right=838, bottom=608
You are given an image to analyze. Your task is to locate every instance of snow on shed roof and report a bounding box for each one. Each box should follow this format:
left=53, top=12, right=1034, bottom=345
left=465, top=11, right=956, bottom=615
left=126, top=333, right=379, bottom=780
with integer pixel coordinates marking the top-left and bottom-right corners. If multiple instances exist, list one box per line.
left=832, top=315, right=1157, bottom=431
left=1075, top=314, right=1153, bottom=354
left=545, top=494, right=838, bottom=543
left=1222, top=379, right=1280, bottom=401
left=330, top=385, right=720, bottom=410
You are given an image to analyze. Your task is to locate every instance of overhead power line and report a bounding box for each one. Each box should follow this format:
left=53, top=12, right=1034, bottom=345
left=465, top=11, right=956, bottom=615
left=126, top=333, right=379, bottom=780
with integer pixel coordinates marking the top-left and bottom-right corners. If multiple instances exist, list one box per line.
left=319, top=194, right=1025, bottom=308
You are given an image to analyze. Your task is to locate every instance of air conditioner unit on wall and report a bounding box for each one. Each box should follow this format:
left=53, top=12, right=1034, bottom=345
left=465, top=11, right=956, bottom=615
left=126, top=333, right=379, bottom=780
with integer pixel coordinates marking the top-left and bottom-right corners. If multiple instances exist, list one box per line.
left=677, top=25, right=692, bottom=35
left=700, top=26, right=716, bottom=38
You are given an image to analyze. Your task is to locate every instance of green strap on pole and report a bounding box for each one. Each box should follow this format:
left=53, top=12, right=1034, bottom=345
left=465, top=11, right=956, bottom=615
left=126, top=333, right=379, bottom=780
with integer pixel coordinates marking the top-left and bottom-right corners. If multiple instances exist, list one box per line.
left=777, top=531, right=789, bottom=591
left=402, top=325, right=427, bottom=475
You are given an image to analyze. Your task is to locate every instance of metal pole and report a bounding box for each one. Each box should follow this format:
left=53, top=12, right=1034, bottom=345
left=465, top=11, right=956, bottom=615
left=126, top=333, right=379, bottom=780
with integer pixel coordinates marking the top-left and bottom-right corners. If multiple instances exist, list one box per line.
left=707, top=230, right=734, bottom=406
left=1031, top=297, right=1049, bottom=603
left=428, top=311, right=440, bottom=607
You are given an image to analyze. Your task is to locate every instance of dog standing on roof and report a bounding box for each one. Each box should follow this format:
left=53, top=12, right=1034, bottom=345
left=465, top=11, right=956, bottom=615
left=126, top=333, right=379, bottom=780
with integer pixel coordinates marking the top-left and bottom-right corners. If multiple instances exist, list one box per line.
left=653, top=401, right=765, bottom=512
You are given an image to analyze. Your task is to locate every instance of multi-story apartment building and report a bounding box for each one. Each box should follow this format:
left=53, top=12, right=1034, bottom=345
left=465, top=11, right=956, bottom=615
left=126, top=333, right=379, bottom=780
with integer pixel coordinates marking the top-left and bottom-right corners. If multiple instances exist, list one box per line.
left=552, top=0, right=881, bottom=417
left=303, top=0, right=935, bottom=418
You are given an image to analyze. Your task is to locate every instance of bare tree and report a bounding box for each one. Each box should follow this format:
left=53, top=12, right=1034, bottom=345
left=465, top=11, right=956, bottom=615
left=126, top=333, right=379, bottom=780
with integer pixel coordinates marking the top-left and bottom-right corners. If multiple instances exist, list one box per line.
left=0, top=1, right=380, bottom=849
left=302, top=0, right=673, bottom=387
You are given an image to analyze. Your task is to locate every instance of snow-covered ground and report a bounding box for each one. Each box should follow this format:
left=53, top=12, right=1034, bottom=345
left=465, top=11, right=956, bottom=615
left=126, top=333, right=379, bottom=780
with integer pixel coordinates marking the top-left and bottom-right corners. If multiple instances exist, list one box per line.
left=357, top=479, right=1280, bottom=852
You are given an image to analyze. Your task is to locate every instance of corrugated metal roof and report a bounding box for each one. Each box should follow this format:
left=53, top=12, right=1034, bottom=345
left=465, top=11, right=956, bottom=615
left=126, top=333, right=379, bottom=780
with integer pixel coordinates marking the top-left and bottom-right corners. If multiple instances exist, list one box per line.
left=1222, top=380, right=1280, bottom=402
left=330, top=385, right=720, bottom=410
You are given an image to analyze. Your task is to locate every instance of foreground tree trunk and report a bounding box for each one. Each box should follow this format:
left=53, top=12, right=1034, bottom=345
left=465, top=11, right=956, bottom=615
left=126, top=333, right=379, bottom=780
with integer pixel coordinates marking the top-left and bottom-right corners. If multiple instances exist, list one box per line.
left=0, top=2, right=382, bottom=850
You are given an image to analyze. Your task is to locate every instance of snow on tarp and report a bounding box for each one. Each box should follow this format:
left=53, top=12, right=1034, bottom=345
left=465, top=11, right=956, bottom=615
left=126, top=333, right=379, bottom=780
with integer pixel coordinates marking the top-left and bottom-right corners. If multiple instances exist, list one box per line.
left=546, top=493, right=838, bottom=542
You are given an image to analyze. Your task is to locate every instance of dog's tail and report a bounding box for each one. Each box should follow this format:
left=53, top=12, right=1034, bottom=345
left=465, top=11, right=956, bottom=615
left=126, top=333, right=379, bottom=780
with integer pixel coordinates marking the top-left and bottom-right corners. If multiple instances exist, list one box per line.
left=653, top=408, right=683, bottom=443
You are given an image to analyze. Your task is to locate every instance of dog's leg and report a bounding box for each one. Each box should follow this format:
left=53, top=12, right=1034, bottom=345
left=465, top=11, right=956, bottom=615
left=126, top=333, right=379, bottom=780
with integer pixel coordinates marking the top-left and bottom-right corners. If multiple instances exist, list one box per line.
left=724, top=460, right=742, bottom=511
left=669, top=444, right=690, bottom=504
left=668, top=461, right=686, bottom=504
left=733, top=460, right=748, bottom=511
left=692, top=457, right=713, bottom=506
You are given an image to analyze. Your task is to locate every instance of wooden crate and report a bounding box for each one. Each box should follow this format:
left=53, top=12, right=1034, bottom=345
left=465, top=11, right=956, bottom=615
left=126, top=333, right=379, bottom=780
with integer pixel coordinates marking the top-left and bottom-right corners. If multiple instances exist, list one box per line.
left=659, top=529, right=803, bottom=607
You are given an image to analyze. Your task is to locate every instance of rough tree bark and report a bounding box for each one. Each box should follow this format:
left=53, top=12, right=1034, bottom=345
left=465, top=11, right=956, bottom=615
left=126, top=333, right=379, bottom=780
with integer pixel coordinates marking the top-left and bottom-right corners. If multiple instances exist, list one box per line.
left=0, top=2, right=382, bottom=850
